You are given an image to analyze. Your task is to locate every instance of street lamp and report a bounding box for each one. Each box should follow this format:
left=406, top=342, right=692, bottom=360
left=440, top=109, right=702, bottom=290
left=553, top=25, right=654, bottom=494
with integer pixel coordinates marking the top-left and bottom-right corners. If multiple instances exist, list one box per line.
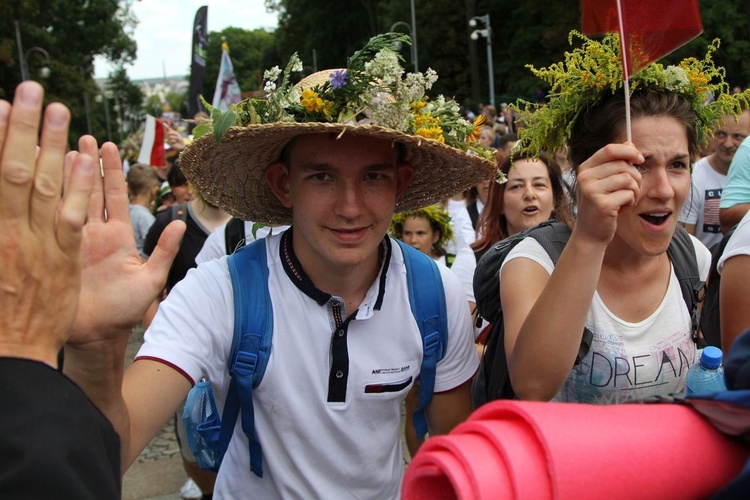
left=469, top=14, right=495, bottom=107
left=389, top=21, right=417, bottom=71
left=14, top=21, right=51, bottom=81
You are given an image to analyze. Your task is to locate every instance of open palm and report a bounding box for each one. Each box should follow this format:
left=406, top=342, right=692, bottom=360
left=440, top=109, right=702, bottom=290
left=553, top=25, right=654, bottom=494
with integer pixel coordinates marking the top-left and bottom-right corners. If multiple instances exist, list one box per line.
left=67, top=138, right=184, bottom=345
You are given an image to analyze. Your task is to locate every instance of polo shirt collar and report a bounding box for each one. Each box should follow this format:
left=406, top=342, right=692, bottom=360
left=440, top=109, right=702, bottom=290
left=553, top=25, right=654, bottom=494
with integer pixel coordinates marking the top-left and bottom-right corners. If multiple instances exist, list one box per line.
left=279, top=228, right=391, bottom=311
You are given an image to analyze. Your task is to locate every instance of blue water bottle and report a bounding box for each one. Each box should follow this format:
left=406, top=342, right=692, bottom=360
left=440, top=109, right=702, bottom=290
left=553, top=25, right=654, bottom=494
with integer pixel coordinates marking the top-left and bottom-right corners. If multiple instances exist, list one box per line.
left=685, top=346, right=727, bottom=395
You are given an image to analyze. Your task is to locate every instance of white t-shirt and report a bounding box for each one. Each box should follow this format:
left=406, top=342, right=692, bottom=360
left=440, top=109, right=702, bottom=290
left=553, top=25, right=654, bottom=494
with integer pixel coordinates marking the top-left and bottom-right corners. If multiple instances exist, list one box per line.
left=449, top=246, right=477, bottom=303
left=129, top=204, right=155, bottom=259
left=717, top=209, right=750, bottom=274
left=500, top=234, right=710, bottom=404
left=195, top=222, right=290, bottom=264
left=679, top=156, right=727, bottom=249
left=445, top=203, right=476, bottom=255
left=137, top=232, right=478, bottom=498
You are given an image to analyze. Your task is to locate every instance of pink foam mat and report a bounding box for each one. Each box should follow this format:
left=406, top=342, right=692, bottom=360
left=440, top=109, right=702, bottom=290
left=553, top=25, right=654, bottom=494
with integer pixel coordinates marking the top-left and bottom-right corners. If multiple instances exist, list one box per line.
left=402, top=400, right=749, bottom=499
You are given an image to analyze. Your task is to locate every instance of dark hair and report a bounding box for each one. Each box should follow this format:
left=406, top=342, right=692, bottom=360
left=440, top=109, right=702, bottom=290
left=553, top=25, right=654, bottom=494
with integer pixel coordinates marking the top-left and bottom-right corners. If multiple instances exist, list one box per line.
left=568, top=89, right=698, bottom=170
left=166, top=160, right=188, bottom=189
left=472, top=150, right=570, bottom=253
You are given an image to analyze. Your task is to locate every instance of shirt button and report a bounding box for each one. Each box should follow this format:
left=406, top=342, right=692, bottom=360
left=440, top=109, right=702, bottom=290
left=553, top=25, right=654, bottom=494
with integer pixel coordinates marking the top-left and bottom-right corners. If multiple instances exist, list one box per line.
left=336, top=370, right=344, bottom=379
left=338, top=330, right=345, bottom=337
left=331, top=300, right=340, bottom=307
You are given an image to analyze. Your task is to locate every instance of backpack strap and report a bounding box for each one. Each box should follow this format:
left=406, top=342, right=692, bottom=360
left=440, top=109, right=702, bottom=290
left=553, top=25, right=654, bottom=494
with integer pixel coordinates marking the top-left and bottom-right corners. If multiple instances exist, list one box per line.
left=171, top=203, right=187, bottom=223
left=222, top=238, right=273, bottom=478
left=224, top=217, right=247, bottom=255
left=527, top=222, right=594, bottom=364
left=395, top=240, right=448, bottom=440
left=699, top=224, right=738, bottom=347
left=667, top=225, right=706, bottom=345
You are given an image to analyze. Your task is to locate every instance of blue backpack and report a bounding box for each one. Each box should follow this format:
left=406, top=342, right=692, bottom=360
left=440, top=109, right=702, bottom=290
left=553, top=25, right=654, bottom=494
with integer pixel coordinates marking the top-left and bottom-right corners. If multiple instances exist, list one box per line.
left=182, top=238, right=448, bottom=477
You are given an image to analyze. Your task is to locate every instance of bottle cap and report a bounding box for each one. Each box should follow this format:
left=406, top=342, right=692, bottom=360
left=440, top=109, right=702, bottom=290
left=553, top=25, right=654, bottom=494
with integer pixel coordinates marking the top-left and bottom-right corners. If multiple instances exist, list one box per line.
left=700, top=346, right=723, bottom=370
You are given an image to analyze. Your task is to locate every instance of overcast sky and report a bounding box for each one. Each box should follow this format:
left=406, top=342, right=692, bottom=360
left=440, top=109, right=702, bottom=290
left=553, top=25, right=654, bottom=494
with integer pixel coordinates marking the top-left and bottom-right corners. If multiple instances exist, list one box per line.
left=94, top=1, right=278, bottom=80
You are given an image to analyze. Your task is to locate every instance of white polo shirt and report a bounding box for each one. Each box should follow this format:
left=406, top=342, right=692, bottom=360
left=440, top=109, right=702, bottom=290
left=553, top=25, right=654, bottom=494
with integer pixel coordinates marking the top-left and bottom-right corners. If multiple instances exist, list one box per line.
left=137, top=230, right=477, bottom=499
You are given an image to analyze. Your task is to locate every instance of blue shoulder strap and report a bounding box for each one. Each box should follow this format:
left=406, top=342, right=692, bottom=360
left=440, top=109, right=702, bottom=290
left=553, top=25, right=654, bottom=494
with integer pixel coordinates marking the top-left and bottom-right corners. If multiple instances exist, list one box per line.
left=223, top=238, right=273, bottom=478
left=395, top=240, right=448, bottom=440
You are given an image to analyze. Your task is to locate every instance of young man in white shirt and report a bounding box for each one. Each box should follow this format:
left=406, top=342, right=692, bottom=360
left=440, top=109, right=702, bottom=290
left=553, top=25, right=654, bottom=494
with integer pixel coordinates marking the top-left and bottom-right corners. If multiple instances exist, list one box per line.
left=680, top=109, right=750, bottom=247
left=61, top=35, right=496, bottom=498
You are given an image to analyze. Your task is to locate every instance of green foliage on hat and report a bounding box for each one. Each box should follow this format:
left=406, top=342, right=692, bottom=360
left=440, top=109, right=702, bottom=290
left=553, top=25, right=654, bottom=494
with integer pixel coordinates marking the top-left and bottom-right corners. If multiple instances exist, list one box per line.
left=515, top=31, right=750, bottom=159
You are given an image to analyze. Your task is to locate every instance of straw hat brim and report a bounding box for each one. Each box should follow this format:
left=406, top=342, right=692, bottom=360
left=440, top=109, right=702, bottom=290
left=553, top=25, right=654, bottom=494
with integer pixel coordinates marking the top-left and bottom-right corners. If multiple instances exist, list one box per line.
left=180, top=121, right=496, bottom=225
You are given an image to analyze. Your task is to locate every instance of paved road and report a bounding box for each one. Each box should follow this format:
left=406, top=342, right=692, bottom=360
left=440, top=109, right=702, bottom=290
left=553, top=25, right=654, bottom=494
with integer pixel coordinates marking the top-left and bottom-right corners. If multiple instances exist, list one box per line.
left=122, top=327, right=188, bottom=500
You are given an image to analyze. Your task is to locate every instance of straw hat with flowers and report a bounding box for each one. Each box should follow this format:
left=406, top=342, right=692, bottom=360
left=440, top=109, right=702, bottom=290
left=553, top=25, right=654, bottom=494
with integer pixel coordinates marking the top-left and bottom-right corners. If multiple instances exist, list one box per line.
left=180, top=33, right=499, bottom=225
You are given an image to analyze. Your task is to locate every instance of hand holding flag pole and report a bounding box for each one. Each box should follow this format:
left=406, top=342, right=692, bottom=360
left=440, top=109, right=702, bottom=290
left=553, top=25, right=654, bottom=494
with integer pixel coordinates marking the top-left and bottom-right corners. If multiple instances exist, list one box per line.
left=582, top=0, right=704, bottom=142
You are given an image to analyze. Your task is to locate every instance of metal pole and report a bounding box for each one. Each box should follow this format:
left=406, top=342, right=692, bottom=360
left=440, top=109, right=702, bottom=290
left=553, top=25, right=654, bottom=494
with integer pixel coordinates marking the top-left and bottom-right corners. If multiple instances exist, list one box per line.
left=81, top=67, right=92, bottom=135
left=14, top=21, right=29, bottom=82
left=410, top=0, right=418, bottom=72
left=485, top=18, right=495, bottom=107
left=103, top=94, right=112, bottom=142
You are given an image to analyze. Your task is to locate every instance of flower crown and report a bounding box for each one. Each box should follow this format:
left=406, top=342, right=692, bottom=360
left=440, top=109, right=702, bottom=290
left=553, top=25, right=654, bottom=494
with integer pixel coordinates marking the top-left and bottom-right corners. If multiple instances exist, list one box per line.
left=390, top=204, right=455, bottom=248
left=515, top=30, right=750, bottom=159
left=196, top=33, right=494, bottom=163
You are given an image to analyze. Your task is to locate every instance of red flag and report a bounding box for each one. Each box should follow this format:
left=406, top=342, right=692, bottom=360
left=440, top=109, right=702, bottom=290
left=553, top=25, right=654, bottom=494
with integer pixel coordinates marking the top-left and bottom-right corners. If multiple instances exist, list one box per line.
left=137, top=115, right=167, bottom=167
left=581, top=0, right=703, bottom=77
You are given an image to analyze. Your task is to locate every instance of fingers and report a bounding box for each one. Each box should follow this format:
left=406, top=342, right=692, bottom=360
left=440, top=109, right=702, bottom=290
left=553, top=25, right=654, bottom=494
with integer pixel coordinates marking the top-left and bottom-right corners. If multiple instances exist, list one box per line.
left=63, top=150, right=78, bottom=197
left=578, top=143, right=644, bottom=175
left=0, top=82, right=44, bottom=220
left=145, top=219, right=186, bottom=287
left=100, top=142, right=129, bottom=222
left=80, top=135, right=104, bottom=222
left=57, top=153, right=95, bottom=254
left=31, top=103, right=71, bottom=234
left=0, top=101, right=10, bottom=159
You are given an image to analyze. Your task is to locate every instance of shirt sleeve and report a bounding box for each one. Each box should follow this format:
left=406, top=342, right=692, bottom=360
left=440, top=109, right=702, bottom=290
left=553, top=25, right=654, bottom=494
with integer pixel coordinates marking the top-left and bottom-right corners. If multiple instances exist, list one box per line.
left=719, top=138, right=750, bottom=209
left=136, top=257, right=235, bottom=385
left=718, top=210, right=750, bottom=274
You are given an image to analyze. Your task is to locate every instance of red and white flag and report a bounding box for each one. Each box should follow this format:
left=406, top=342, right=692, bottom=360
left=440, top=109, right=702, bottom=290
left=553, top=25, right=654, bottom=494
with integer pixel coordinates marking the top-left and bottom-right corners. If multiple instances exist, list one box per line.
left=212, top=41, right=242, bottom=111
left=582, top=0, right=703, bottom=78
left=137, top=115, right=167, bottom=167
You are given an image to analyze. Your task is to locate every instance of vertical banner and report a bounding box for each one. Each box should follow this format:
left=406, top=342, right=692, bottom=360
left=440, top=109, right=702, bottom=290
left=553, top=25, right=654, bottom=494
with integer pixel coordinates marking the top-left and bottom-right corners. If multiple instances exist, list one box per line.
left=212, top=41, right=242, bottom=111
left=187, top=6, right=208, bottom=118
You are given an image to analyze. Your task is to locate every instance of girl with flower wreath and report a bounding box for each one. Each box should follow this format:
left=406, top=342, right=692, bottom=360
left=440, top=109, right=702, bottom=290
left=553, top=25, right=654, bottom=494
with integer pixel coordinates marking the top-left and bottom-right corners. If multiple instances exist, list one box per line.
left=499, top=32, right=750, bottom=404
left=390, top=204, right=456, bottom=267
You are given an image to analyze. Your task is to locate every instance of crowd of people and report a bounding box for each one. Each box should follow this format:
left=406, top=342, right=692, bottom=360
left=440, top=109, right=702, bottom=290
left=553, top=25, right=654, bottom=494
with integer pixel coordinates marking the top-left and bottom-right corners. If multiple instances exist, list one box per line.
left=2, top=30, right=750, bottom=499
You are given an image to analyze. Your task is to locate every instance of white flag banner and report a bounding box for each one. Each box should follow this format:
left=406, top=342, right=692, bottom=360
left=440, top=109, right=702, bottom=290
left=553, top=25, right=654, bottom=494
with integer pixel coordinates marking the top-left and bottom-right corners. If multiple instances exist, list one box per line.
left=212, top=42, right=242, bottom=111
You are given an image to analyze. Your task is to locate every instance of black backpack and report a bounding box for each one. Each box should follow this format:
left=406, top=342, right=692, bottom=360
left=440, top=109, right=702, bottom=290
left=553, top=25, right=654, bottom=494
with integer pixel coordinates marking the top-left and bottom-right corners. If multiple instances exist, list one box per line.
left=224, top=217, right=246, bottom=255
left=471, top=221, right=705, bottom=407
left=698, top=224, right=738, bottom=349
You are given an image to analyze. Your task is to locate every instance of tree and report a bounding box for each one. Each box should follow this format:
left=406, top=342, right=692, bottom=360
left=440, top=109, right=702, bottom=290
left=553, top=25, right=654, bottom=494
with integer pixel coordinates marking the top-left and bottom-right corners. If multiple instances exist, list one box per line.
left=0, top=0, right=139, bottom=146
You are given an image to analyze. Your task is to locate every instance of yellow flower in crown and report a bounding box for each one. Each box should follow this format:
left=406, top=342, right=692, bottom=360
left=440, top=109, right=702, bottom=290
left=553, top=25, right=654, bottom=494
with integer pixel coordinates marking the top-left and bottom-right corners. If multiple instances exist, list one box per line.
left=468, top=115, right=486, bottom=144
left=412, top=111, right=444, bottom=142
left=300, top=89, right=331, bottom=114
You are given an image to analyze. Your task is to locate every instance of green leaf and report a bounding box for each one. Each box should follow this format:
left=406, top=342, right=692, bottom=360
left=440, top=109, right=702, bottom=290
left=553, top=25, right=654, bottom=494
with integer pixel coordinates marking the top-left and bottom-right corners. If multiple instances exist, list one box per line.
left=192, top=124, right=211, bottom=139
left=213, top=108, right=239, bottom=144
left=199, top=95, right=215, bottom=114
left=251, top=222, right=266, bottom=239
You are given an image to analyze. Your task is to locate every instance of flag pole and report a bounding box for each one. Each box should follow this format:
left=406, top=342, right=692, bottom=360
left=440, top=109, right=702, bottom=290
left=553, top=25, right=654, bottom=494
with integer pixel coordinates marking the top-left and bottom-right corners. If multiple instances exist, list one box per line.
left=616, top=0, right=632, bottom=143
